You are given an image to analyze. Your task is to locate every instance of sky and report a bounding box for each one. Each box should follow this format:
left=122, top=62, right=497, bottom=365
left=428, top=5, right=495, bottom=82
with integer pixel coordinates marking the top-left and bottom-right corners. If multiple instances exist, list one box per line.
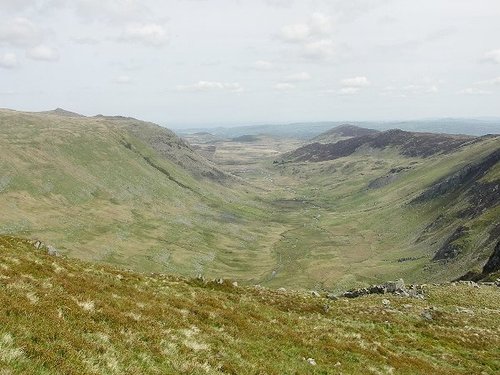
left=1, top=0, right=500, bottom=127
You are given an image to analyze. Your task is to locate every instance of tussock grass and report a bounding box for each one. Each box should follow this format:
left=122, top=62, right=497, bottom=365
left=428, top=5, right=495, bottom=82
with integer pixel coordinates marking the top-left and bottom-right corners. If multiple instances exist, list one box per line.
left=1, top=236, right=499, bottom=374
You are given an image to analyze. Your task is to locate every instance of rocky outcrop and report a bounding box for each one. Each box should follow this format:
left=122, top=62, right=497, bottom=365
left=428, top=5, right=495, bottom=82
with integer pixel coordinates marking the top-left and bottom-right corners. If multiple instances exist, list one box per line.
left=284, top=129, right=476, bottom=163
left=340, top=279, right=424, bottom=299
left=483, top=241, right=500, bottom=274
left=412, top=148, right=500, bottom=203
left=433, top=226, right=468, bottom=261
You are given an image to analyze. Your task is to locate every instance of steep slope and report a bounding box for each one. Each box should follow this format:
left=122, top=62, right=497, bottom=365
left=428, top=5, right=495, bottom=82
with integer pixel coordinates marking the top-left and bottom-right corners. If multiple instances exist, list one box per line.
left=0, top=109, right=279, bottom=281
left=284, top=129, right=476, bottom=162
left=1, top=235, right=499, bottom=374
left=311, top=124, right=379, bottom=144
left=264, top=131, right=499, bottom=288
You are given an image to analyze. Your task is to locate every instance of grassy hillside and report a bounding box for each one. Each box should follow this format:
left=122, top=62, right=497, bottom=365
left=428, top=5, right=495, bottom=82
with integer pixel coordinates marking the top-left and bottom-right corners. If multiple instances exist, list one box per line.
left=1, top=236, right=499, bottom=374
left=0, top=109, right=498, bottom=290
left=254, top=134, right=499, bottom=290
left=0, top=109, right=282, bottom=283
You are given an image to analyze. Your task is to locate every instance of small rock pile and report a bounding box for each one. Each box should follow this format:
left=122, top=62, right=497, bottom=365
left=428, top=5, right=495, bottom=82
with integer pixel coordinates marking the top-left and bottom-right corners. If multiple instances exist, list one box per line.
left=340, top=279, right=424, bottom=299
left=30, top=240, right=59, bottom=256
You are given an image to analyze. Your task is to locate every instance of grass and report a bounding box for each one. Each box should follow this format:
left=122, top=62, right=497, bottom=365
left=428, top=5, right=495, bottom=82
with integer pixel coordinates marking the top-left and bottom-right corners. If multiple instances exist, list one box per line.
left=1, top=235, right=499, bottom=374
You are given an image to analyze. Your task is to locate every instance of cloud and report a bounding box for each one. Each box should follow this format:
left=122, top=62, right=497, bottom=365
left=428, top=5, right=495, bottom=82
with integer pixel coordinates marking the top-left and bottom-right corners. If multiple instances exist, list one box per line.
left=71, top=0, right=150, bottom=24
left=253, top=60, right=274, bottom=70
left=0, top=52, right=18, bottom=69
left=72, top=36, right=101, bottom=45
left=474, top=77, right=500, bottom=86
left=176, top=81, right=243, bottom=92
left=26, top=45, right=59, bottom=61
left=339, top=87, right=360, bottom=95
left=301, top=39, right=336, bottom=60
left=277, top=13, right=337, bottom=62
left=264, top=0, right=294, bottom=7
left=0, top=17, right=41, bottom=47
left=482, top=49, right=500, bottom=64
left=458, top=88, right=491, bottom=95
left=284, top=72, right=311, bottom=82
left=341, top=76, right=370, bottom=87
left=426, top=85, right=439, bottom=93
left=273, top=83, right=295, bottom=90
left=279, top=12, right=333, bottom=43
left=118, top=23, right=168, bottom=46
left=279, top=23, right=311, bottom=43
left=113, top=75, right=132, bottom=84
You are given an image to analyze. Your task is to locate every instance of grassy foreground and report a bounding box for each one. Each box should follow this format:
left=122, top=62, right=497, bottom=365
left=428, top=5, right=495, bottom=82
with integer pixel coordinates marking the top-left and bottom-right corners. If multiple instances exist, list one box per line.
left=1, top=236, right=499, bottom=374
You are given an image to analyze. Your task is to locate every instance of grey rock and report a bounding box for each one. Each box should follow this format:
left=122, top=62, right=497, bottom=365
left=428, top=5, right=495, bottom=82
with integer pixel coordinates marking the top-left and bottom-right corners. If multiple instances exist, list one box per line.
left=326, top=293, right=338, bottom=300
left=46, top=245, right=59, bottom=256
left=306, top=358, right=316, bottom=366
left=421, top=309, right=433, bottom=321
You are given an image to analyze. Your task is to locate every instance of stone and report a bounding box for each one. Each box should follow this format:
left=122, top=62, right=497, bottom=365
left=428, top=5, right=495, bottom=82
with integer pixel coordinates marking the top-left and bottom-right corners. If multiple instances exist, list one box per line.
left=326, top=293, right=338, bottom=300
left=421, top=309, right=433, bottom=321
left=306, top=358, right=316, bottom=366
left=384, top=279, right=405, bottom=293
left=47, top=245, right=59, bottom=256
left=382, top=299, right=390, bottom=306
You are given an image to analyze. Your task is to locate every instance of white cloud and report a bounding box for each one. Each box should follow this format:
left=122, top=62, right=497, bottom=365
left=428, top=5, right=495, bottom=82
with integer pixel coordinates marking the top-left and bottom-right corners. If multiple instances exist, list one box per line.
left=119, top=23, right=168, bottom=46
left=0, top=17, right=41, bottom=47
left=72, top=36, right=101, bottom=45
left=254, top=60, right=274, bottom=70
left=273, top=83, right=295, bottom=90
left=301, top=39, right=336, bottom=60
left=0, top=52, right=18, bottom=69
left=339, top=87, right=360, bottom=95
left=309, top=13, right=333, bottom=35
left=279, top=12, right=333, bottom=43
left=264, top=0, right=294, bottom=7
left=341, top=76, right=370, bottom=87
left=284, top=72, right=311, bottom=82
left=426, top=85, right=439, bottom=93
left=280, top=23, right=311, bottom=43
left=474, top=77, right=500, bottom=86
left=176, top=81, right=243, bottom=93
left=26, top=45, right=59, bottom=61
left=71, top=0, right=149, bottom=24
left=482, top=49, right=500, bottom=64
left=0, top=0, right=34, bottom=11
left=114, top=75, right=132, bottom=84
left=458, top=87, right=491, bottom=95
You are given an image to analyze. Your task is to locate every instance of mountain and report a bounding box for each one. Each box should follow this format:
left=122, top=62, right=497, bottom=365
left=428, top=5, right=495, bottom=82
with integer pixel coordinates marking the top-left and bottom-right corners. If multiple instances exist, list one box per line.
left=174, top=118, right=500, bottom=140
left=311, top=124, right=379, bottom=144
left=0, top=109, right=274, bottom=282
left=271, top=128, right=499, bottom=287
left=284, top=129, right=477, bottom=162
left=1, top=235, right=499, bottom=374
left=39, top=108, right=86, bottom=118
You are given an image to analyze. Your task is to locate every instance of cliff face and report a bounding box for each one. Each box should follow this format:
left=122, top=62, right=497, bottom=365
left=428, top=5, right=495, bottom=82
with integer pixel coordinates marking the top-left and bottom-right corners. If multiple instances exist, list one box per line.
left=412, top=148, right=500, bottom=203
left=483, top=241, right=500, bottom=274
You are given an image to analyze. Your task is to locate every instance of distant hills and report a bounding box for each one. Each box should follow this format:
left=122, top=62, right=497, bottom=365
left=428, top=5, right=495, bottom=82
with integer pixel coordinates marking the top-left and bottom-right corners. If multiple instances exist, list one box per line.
left=174, top=118, right=500, bottom=139
left=311, top=124, right=380, bottom=144
left=284, top=129, right=479, bottom=162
